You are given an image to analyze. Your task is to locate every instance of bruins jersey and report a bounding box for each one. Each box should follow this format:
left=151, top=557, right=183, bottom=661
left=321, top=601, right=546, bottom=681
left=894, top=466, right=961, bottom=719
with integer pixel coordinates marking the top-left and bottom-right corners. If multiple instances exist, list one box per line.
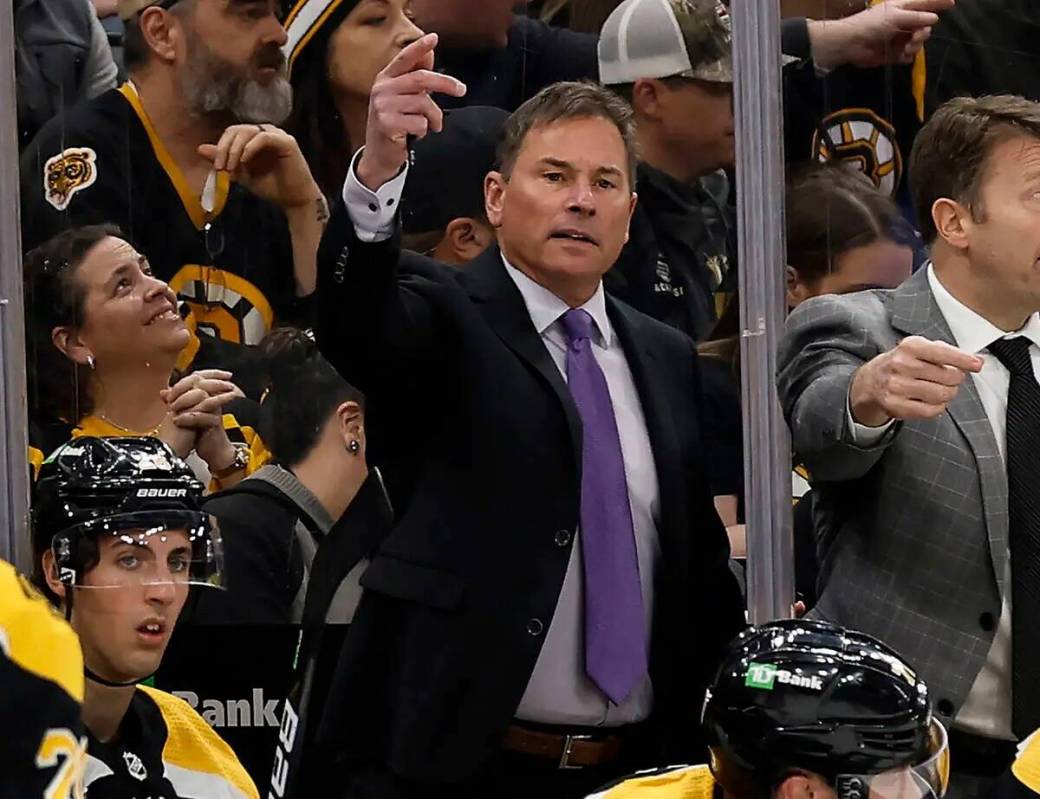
left=783, top=59, right=920, bottom=203
left=992, top=733, right=1040, bottom=799
left=587, top=764, right=719, bottom=799
left=20, top=83, right=307, bottom=348
left=28, top=410, right=271, bottom=486
left=0, top=559, right=87, bottom=799
left=783, top=2, right=923, bottom=205
left=83, top=685, right=258, bottom=799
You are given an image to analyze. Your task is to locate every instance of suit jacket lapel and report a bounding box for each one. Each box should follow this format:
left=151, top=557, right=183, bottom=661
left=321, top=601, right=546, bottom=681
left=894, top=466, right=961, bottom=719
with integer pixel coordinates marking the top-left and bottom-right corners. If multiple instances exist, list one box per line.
left=890, top=269, right=1009, bottom=596
left=459, top=248, right=583, bottom=467
left=608, top=298, right=684, bottom=554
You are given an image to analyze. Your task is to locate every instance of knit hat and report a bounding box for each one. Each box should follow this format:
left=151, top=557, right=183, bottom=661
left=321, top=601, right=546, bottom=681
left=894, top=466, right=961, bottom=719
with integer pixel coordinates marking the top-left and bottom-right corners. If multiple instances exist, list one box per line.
left=283, top=0, right=362, bottom=76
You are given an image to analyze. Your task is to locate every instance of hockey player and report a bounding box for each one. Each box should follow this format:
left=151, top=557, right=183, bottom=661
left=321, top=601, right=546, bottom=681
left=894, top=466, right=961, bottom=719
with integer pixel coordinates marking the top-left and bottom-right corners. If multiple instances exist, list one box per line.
left=32, top=435, right=258, bottom=798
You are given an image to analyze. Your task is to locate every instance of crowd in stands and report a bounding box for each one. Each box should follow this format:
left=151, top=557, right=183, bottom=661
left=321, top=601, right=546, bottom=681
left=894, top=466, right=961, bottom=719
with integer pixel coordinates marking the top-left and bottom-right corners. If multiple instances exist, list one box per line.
left=7, top=1, right=1040, bottom=798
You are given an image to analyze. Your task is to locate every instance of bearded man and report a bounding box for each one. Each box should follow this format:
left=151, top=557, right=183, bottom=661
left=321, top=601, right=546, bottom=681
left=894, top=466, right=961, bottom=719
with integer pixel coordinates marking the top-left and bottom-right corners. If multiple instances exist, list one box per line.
left=20, top=0, right=326, bottom=375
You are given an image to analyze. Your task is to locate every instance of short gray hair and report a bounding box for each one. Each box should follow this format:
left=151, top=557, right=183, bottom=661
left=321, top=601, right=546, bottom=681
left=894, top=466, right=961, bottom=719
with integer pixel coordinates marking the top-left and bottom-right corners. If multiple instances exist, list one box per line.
left=496, top=80, right=640, bottom=188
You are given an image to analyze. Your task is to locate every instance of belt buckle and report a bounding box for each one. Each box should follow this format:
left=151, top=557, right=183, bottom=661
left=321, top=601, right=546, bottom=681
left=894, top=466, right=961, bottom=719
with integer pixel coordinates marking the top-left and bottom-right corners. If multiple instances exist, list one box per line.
left=559, top=734, right=592, bottom=770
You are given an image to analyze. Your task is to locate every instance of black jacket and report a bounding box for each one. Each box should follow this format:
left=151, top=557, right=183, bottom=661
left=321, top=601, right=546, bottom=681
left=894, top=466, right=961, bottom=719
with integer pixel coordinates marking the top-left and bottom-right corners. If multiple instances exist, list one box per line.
left=434, top=16, right=598, bottom=112
left=606, top=163, right=735, bottom=342
left=312, top=208, right=745, bottom=786
left=14, top=0, right=117, bottom=150
left=924, top=0, right=1040, bottom=114
left=193, top=474, right=318, bottom=625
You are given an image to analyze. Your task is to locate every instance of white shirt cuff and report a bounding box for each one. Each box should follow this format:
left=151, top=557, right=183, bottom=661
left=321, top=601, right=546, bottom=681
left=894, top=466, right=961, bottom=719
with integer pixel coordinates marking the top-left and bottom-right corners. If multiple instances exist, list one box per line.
left=845, top=391, right=895, bottom=445
left=341, top=148, right=408, bottom=243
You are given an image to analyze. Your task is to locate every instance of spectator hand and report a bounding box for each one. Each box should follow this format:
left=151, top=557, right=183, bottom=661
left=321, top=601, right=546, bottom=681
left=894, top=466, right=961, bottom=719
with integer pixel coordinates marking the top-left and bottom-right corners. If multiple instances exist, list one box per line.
left=848, top=336, right=982, bottom=427
left=160, top=370, right=244, bottom=471
left=808, top=0, right=955, bottom=72
left=156, top=413, right=195, bottom=460
left=198, top=125, right=322, bottom=211
left=357, top=32, right=467, bottom=192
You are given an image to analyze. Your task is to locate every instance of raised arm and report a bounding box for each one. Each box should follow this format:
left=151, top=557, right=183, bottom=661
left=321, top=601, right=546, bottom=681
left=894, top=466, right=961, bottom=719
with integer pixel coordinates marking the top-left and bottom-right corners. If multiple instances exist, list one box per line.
left=315, top=34, right=466, bottom=390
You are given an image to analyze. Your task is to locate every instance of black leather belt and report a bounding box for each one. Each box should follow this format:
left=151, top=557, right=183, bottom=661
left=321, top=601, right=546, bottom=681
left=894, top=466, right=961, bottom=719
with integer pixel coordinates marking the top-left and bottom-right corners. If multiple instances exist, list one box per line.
left=948, top=728, right=1017, bottom=778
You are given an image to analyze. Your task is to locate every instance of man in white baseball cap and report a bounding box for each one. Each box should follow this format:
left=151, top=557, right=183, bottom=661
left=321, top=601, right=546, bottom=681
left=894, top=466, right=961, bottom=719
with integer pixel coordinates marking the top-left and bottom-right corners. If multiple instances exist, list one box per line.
left=598, top=0, right=736, bottom=342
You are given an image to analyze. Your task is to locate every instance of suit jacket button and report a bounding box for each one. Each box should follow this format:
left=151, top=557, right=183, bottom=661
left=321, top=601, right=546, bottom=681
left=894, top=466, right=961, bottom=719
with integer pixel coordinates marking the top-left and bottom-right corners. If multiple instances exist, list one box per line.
left=554, top=529, right=572, bottom=547
left=526, top=618, right=544, bottom=636
left=979, top=612, right=996, bottom=632
left=937, top=699, right=955, bottom=716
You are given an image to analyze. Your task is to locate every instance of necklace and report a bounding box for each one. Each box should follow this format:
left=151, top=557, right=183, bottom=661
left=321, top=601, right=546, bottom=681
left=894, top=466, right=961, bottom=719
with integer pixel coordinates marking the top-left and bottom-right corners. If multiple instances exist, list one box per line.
left=96, top=412, right=167, bottom=438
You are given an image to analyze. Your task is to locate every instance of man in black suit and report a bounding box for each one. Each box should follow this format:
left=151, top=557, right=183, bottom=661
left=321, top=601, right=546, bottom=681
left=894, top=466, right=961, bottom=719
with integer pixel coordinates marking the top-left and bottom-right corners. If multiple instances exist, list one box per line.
left=311, top=33, right=744, bottom=798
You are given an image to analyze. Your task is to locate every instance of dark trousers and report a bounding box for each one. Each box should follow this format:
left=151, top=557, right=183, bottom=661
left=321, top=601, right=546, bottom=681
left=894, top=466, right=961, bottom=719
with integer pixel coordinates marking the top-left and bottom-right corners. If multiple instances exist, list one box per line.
left=946, top=728, right=1018, bottom=799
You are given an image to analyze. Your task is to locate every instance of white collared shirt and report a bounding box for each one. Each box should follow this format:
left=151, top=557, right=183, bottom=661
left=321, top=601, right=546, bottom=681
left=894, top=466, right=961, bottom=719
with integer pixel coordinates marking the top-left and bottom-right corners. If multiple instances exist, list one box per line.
left=502, top=256, right=662, bottom=726
left=928, top=264, right=1040, bottom=742
left=927, top=265, right=1040, bottom=458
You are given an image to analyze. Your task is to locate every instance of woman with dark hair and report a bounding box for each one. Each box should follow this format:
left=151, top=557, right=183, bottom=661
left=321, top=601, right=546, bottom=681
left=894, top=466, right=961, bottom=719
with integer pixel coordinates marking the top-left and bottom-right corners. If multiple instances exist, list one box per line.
left=698, top=163, right=916, bottom=603
left=283, top=0, right=423, bottom=198
left=23, top=224, right=268, bottom=485
left=192, top=327, right=374, bottom=625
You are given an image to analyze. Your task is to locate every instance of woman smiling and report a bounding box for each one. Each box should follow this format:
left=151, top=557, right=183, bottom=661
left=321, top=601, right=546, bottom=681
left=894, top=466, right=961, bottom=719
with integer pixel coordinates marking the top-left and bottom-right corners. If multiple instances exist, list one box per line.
left=24, top=224, right=269, bottom=487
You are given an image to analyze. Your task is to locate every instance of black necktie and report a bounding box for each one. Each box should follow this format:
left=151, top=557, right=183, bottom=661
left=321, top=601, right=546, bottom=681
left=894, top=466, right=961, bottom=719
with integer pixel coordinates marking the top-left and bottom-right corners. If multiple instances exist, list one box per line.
left=987, top=336, right=1040, bottom=738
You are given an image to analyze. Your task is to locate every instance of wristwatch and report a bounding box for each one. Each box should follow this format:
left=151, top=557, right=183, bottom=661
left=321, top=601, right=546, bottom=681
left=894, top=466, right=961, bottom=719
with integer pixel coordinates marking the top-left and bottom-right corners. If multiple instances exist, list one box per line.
left=211, top=443, right=249, bottom=479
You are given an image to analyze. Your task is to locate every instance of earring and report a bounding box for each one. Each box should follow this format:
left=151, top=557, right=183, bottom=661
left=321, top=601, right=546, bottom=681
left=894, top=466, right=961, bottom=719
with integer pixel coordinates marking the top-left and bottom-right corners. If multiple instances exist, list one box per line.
left=347, top=440, right=361, bottom=455
left=86, top=355, right=95, bottom=370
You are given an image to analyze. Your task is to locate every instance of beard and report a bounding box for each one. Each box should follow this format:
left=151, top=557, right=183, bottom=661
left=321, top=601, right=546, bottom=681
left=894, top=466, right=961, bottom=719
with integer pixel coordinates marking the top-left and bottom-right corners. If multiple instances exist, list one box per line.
left=179, top=29, right=293, bottom=125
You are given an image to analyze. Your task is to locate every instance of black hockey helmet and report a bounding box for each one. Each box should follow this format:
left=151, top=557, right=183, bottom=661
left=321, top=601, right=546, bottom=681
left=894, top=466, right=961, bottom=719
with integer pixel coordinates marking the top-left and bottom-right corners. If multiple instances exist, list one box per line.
left=702, top=619, right=949, bottom=799
left=32, top=437, right=222, bottom=590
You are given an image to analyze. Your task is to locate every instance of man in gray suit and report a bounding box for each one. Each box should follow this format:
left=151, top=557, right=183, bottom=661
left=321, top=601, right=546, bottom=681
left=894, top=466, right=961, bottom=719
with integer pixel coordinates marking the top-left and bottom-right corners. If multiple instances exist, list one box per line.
left=778, top=94, right=1040, bottom=799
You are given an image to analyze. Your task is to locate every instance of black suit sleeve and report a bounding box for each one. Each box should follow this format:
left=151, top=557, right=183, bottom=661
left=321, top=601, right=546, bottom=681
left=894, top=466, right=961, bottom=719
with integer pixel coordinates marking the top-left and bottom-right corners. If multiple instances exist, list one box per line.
left=314, top=203, right=442, bottom=394
left=781, top=18, right=812, bottom=60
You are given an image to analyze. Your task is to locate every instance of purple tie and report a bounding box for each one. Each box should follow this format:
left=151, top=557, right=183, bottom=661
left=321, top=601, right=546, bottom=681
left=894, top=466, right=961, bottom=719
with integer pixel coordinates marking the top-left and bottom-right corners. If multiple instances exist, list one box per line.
left=560, top=308, right=648, bottom=705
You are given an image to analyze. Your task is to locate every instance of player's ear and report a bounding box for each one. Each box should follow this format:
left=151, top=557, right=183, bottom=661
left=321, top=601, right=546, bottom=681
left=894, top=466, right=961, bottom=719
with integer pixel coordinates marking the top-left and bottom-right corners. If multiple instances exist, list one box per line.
left=773, top=772, right=822, bottom=799
left=40, top=550, right=68, bottom=604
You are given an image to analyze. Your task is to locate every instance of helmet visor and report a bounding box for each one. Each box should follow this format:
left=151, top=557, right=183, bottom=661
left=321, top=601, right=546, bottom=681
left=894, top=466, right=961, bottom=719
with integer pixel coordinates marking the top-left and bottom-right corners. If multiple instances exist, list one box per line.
left=836, top=720, right=950, bottom=799
left=52, top=511, right=224, bottom=590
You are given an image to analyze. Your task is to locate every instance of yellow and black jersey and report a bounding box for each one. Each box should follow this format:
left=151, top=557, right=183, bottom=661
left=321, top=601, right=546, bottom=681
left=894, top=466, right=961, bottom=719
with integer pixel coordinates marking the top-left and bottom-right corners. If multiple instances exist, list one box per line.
left=0, top=559, right=87, bottom=799
left=28, top=411, right=271, bottom=487
left=992, top=733, right=1040, bottom=799
left=587, top=764, right=719, bottom=799
left=83, top=685, right=258, bottom=799
left=782, top=1, right=923, bottom=203
left=20, top=83, right=310, bottom=348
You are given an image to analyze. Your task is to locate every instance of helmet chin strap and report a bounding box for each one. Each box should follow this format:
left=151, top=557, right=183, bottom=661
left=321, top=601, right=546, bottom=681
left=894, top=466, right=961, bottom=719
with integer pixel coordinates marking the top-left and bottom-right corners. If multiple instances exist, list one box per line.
left=84, top=665, right=154, bottom=688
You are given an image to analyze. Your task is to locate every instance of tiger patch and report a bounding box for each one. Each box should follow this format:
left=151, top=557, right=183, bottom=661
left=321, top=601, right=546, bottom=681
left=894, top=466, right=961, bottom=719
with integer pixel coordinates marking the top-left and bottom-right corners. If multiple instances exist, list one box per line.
left=43, top=147, right=98, bottom=211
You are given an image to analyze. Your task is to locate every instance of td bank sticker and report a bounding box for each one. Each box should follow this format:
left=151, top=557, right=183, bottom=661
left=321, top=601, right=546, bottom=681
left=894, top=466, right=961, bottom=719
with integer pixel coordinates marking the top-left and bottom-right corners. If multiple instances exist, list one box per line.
left=745, top=663, right=777, bottom=690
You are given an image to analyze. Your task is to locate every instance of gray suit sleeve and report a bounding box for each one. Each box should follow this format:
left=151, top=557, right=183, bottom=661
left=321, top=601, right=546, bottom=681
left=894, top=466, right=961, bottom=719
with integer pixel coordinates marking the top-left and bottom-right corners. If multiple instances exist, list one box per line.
left=777, top=293, right=902, bottom=482
left=82, top=9, right=118, bottom=100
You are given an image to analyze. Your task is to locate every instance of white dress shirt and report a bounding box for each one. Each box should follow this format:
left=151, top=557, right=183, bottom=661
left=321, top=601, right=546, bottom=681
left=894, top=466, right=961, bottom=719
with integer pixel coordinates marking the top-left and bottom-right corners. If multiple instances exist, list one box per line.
left=848, top=263, right=1040, bottom=740
left=342, top=159, right=663, bottom=726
